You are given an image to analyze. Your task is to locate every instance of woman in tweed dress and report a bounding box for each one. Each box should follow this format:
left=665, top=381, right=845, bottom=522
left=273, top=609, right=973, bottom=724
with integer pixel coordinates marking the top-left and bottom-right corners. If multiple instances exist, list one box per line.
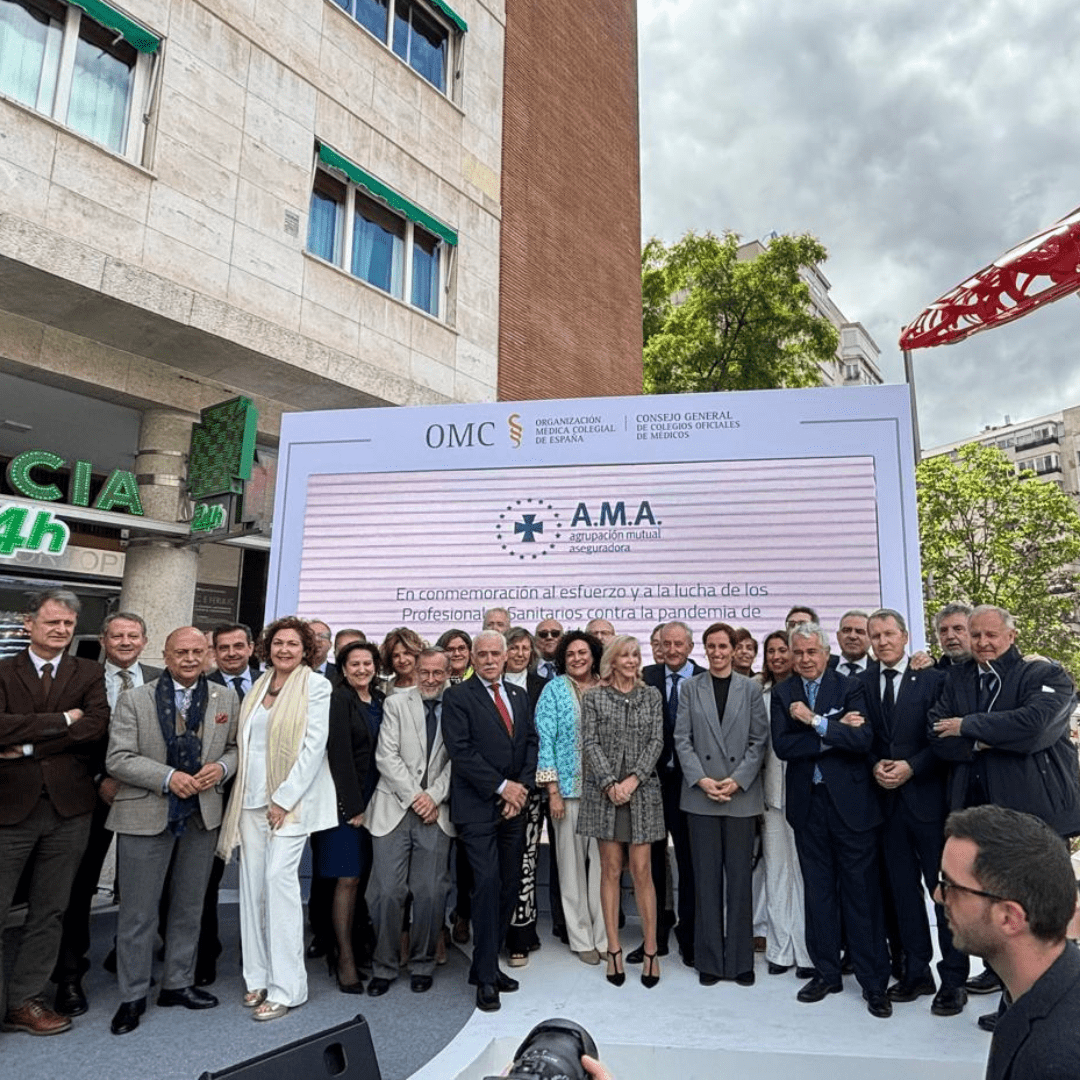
left=578, top=634, right=665, bottom=987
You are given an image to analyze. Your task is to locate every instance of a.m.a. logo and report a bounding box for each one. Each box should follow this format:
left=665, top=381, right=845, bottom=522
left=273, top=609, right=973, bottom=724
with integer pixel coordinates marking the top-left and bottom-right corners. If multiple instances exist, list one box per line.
left=569, top=501, right=658, bottom=528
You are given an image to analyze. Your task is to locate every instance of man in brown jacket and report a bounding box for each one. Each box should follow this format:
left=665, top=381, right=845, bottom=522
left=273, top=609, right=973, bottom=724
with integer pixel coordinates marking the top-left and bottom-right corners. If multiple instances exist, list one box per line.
left=0, top=589, right=108, bottom=1036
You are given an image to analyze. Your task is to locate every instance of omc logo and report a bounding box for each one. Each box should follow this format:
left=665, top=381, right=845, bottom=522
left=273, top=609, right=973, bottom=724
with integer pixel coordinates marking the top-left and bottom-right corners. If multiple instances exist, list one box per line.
left=425, top=420, right=495, bottom=448
left=494, top=499, right=562, bottom=560
left=508, top=413, right=523, bottom=448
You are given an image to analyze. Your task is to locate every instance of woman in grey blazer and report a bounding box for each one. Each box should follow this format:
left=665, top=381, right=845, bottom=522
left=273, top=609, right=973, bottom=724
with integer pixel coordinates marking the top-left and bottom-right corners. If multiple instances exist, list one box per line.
left=674, top=621, right=769, bottom=986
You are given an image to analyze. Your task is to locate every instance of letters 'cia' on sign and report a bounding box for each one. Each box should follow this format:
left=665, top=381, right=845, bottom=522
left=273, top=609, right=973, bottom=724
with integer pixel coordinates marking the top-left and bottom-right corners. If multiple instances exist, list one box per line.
left=0, top=503, right=71, bottom=558
left=188, top=397, right=258, bottom=500
left=5, top=450, right=143, bottom=515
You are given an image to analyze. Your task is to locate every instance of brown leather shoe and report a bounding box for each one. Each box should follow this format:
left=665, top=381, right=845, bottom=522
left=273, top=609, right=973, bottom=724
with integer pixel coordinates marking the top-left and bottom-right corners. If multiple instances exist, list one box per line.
left=2, top=999, right=73, bottom=1036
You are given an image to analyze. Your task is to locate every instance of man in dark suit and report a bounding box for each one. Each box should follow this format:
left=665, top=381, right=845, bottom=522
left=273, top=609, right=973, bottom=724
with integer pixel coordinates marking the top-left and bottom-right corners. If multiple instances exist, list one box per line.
left=771, top=622, right=892, bottom=1017
left=861, top=608, right=968, bottom=1017
left=0, top=588, right=108, bottom=1036
left=937, top=806, right=1080, bottom=1080
left=53, top=611, right=161, bottom=1016
left=309, top=620, right=337, bottom=681
left=642, top=619, right=704, bottom=963
left=442, top=630, right=537, bottom=1012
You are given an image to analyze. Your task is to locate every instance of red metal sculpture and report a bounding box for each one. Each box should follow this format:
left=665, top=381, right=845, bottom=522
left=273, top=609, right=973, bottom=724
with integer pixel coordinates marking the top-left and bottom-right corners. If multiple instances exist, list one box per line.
left=899, top=205, right=1080, bottom=350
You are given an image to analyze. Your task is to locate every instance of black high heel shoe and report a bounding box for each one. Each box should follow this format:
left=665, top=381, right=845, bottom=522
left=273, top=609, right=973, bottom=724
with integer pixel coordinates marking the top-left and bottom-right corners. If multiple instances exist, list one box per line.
left=641, top=950, right=660, bottom=989
left=606, top=948, right=625, bottom=986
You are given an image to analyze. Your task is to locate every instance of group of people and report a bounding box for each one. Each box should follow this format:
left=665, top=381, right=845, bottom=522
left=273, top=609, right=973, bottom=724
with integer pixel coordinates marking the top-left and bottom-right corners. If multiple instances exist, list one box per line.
left=1, top=590, right=1079, bottom=1078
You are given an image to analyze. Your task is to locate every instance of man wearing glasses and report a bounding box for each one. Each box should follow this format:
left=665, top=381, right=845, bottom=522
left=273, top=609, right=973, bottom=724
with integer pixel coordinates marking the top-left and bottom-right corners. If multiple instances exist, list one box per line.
left=534, top=621, right=563, bottom=681
left=937, top=805, right=1080, bottom=1080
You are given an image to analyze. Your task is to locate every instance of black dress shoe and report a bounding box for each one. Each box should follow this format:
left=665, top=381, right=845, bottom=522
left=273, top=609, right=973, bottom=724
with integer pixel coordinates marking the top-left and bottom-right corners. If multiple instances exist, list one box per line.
left=494, top=970, right=519, bottom=993
left=797, top=976, right=843, bottom=1003
left=681, top=948, right=695, bottom=968
left=476, top=983, right=500, bottom=1012
left=366, top=977, right=391, bottom=997
left=864, top=990, right=893, bottom=1018
left=110, top=999, right=146, bottom=1036
left=699, top=973, right=720, bottom=986
left=157, top=986, right=218, bottom=1010
left=410, top=975, right=433, bottom=993
left=305, top=940, right=327, bottom=960
left=887, top=975, right=937, bottom=1002
left=966, top=969, right=1002, bottom=994
left=796, top=966, right=816, bottom=980
left=55, top=978, right=88, bottom=1017
left=977, top=1010, right=998, bottom=1033
left=735, top=970, right=756, bottom=986
left=194, top=963, right=216, bottom=988
left=767, top=962, right=791, bottom=975
left=626, top=944, right=645, bottom=964
left=931, top=986, right=968, bottom=1016
left=840, top=953, right=854, bottom=975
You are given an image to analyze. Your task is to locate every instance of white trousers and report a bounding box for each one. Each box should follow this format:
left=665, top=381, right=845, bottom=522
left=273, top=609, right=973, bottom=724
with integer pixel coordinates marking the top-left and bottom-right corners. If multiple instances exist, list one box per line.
left=238, top=809, right=309, bottom=1006
left=761, top=804, right=812, bottom=968
left=552, top=798, right=607, bottom=954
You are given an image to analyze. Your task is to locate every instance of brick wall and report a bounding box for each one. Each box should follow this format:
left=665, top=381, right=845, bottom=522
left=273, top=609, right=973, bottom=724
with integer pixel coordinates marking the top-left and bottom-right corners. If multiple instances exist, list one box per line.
left=498, top=0, right=643, bottom=402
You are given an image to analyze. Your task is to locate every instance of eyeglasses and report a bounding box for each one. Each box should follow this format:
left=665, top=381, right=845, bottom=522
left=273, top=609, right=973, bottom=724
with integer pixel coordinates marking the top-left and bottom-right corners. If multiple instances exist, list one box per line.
left=937, top=873, right=1008, bottom=904
left=537, top=630, right=561, bottom=639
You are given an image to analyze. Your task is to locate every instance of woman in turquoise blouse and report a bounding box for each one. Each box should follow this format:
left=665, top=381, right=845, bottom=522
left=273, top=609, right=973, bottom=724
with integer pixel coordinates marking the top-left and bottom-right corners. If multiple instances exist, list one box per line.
left=535, top=630, right=607, bottom=964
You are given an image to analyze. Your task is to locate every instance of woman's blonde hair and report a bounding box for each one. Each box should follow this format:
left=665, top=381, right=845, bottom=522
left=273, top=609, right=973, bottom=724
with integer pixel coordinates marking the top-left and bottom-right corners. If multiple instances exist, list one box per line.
left=599, top=633, right=643, bottom=686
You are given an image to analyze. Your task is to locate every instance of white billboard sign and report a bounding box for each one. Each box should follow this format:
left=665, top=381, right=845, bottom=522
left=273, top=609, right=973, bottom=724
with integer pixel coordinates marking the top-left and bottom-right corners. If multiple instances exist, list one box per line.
left=267, top=386, right=924, bottom=649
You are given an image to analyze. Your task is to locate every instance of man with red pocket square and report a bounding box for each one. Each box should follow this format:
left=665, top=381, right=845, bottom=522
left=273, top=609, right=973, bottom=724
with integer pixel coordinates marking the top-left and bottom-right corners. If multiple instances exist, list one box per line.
left=104, top=627, right=238, bottom=1035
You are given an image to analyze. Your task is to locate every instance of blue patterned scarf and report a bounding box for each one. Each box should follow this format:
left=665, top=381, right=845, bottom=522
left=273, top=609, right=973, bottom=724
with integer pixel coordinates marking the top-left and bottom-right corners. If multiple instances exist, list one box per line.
left=155, top=671, right=208, bottom=836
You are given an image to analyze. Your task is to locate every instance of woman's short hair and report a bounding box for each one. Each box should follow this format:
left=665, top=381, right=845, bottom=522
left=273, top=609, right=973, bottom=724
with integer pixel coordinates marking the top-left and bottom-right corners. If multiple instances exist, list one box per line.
left=702, top=621, right=737, bottom=648
left=380, top=626, right=425, bottom=670
left=506, top=626, right=536, bottom=669
left=337, top=639, right=381, bottom=675
left=436, top=628, right=472, bottom=652
left=257, top=616, right=317, bottom=668
left=732, top=627, right=758, bottom=652
left=554, top=630, right=603, bottom=676
left=599, top=634, right=643, bottom=684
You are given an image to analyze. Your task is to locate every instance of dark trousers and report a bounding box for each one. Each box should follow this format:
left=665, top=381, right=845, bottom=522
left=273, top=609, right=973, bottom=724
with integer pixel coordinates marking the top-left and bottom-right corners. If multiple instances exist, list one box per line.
left=882, top=803, right=968, bottom=988
left=458, top=814, right=526, bottom=985
left=688, top=813, right=755, bottom=978
left=53, top=795, right=112, bottom=980
left=0, top=798, right=91, bottom=1012
left=794, top=786, right=889, bottom=993
left=651, top=768, right=694, bottom=950
left=454, top=838, right=473, bottom=921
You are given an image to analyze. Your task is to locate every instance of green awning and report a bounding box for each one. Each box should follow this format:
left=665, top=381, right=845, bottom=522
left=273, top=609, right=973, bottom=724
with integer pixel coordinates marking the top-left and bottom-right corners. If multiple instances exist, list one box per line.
left=72, top=0, right=161, bottom=53
left=317, top=143, right=458, bottom=247
left=429, top=0, right=467, bottom=33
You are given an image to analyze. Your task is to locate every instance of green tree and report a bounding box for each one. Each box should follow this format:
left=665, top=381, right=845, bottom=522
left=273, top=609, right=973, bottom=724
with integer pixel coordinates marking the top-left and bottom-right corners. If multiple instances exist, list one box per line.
left=917, top=443, right=1080, bottom=671
left=642, top=230, right=840, bottom=394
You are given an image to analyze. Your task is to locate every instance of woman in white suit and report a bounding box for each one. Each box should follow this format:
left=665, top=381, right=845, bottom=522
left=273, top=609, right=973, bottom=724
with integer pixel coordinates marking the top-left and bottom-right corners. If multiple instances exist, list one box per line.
left=218, top=616, right=338, bottom=1021
left=674, top=621, right=768, bottom=986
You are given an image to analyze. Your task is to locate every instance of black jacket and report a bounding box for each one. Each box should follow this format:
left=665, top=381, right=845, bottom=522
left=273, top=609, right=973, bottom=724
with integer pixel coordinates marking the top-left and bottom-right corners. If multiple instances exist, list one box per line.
left=928, top=645, right=1080, bottom=836
left=643, top=660, right=706, bottom=773
left=326, top=684, right=379, bottom=820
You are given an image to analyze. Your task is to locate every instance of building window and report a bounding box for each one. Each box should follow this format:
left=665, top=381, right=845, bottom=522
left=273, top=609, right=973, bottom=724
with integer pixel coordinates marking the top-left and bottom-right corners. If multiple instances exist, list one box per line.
left=329, top=0, right=465, bottom=96
left=307, top=145, right=457, bottom=320
left=0, top=0, right=158, bottom=159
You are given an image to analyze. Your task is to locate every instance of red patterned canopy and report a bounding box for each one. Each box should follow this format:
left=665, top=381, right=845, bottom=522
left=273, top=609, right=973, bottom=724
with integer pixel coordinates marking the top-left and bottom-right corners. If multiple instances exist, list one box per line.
left=899, top=205, right=1080, bottom=350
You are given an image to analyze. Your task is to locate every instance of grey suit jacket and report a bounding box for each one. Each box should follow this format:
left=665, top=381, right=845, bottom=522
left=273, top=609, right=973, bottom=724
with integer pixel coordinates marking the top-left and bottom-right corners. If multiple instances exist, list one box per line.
left=105, top=678, right=239, bottom=836
left=366, top=688, right=454, bottom=838
left=674, top=670, right=768, bottom=817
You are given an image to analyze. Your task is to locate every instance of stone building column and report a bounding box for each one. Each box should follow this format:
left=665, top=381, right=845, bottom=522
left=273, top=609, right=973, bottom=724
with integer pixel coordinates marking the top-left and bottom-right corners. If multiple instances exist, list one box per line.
left=119, top=409, right=198, bottom=662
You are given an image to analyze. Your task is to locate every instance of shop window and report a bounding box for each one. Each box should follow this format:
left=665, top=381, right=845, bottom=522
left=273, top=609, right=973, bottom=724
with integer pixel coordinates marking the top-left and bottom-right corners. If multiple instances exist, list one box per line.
left=329, top=0, right=464, bottom=97
left=307, top=147, right=456, bottom=320
left=0, top=0, right=158, bottom=159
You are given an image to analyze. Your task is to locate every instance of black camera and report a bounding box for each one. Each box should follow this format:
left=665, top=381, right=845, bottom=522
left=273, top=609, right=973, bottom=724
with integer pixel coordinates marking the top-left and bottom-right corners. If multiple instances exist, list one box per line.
left=483, top=1018, right=599, bottom=1080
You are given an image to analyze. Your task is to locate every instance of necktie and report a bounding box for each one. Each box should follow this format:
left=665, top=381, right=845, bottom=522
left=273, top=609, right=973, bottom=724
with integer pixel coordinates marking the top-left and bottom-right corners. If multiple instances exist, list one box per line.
left=668, top=672, right=681, bottom=717
left=490, top=682, right=513, bottom=736
left=424, top=699, right=438, bottom=757
left=882, top=668, right=898, bottom=728
left=542, top=662, right=555, bottom=680
left=41, top=661, right=53, bottom=698
left=845, top=661, right=860, bottom=677
left=177, top=688, right=192, bottom=736
left=231, top=676, right=246, bottom=703
left=806, top=679, right=818, bottom=711
left=119, top=668, right=134, bottom=692
left=979, top=671, right=999, bottom=710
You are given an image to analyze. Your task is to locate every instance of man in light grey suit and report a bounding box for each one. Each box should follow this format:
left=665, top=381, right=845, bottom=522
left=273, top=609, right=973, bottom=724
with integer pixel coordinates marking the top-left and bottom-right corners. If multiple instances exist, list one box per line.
left=365, top=648, right=455, bottom=996
left=674, top=621, right=768, bottom=986
left=104, top=627, right=238, bottom=1035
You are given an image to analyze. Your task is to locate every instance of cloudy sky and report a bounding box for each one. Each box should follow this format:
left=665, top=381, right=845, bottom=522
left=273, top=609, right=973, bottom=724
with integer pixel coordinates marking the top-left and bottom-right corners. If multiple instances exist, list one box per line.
left=637, top=0, right=1080, bottom=448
